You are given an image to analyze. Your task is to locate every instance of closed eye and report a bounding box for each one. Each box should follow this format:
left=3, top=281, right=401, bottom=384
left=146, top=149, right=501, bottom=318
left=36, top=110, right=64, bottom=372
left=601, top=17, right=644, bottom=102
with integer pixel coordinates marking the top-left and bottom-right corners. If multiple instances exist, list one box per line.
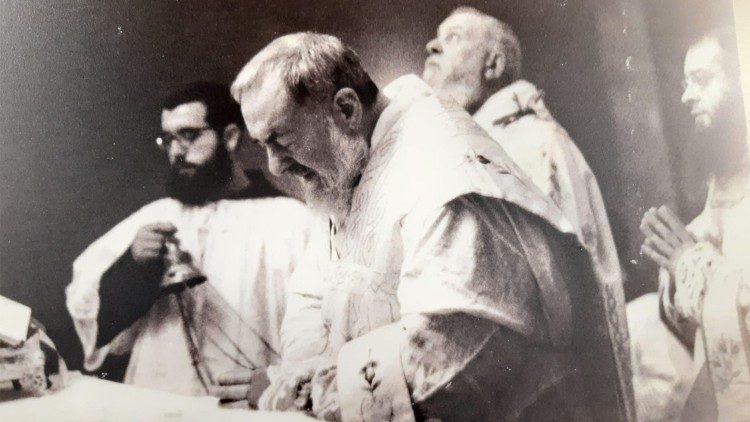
left=268, top=130, right=298, bottom=151
left=255, top=131, right=278, bottom=148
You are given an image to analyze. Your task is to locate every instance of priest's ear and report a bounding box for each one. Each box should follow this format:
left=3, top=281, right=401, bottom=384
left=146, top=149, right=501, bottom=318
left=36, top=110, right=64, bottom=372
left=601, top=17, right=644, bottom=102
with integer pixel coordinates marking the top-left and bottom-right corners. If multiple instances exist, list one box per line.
left=332, top=87, right=363, bottom=132
left=484, top=49, right=506, bottom=82
left=222, top=123, right=242, bottom=152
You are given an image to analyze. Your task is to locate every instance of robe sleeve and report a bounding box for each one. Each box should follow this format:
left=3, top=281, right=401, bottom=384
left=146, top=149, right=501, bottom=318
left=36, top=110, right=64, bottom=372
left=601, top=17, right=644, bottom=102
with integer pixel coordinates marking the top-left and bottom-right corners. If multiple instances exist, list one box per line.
left=661, top=242, right=720, bottom=326
left=278, top=214, right=332, bottom=363
left=96, top=250, right=162, bottom=346
left=278, top=255, right=330, bottom=363
left=65, top=200, right=169, bottom=371
left=335, top=194, right=540, bottom=421
left=256, top=213, right=332, bottom=405
left=657, top=204, right=716, bottom=342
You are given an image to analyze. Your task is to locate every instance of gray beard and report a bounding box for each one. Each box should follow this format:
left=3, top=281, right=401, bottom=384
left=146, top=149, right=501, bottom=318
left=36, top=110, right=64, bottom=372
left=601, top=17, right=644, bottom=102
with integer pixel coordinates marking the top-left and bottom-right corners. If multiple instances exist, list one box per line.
left=427, top=70, right=484, bottom=113
left=304, top=133, right=369, bottom=221
left=303, top=182, right=354, bottom=221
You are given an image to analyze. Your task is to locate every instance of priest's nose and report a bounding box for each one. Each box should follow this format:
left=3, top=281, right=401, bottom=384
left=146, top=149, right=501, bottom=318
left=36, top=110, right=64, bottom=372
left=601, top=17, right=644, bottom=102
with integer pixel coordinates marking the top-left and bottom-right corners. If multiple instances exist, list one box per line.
left=266, top=148, right=289, bottom=176
left=426, top=38, right=442, bottom=55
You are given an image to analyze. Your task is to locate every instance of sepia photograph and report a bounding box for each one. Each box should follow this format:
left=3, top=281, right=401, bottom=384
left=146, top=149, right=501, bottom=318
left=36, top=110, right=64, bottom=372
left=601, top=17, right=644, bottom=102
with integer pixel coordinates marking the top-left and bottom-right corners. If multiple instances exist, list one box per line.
left=0, top=0, right=748, bottom=420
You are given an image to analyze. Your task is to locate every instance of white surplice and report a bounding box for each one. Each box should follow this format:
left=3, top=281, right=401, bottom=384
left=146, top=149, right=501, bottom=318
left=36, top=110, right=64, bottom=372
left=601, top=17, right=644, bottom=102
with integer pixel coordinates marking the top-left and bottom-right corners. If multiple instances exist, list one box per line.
left=473, top=79, right=624, bottom=319
left=630, top=162, right=750, bottom=421
left=66, top=197, right=315, bottom=395
left=264, top=76, right=633, bottom=421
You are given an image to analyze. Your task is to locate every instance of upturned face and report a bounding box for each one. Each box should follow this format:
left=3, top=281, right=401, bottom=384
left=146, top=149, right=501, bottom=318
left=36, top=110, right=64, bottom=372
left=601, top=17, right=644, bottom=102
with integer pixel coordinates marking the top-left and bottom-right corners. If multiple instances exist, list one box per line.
left=240, top=72, right=368, bottom=217
left=423, top=12, right=489, bottom=110
left=681, top=38, right=733, bottom=132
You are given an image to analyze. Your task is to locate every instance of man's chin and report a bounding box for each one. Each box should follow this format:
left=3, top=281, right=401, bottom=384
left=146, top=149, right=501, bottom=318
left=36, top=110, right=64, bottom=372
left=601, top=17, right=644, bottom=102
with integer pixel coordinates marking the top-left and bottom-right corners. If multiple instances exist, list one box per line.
left=166, top=168, right=226, bottom=205
left=302, top=183, right=352, bottom=219
left=694, top=115, right=713, bottom=132
left=301, top=183, right=326, bottom=209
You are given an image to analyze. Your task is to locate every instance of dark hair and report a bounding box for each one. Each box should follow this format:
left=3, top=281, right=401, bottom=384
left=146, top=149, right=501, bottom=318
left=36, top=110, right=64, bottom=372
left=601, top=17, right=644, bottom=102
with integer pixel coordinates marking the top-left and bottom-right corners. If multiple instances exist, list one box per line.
left=232, top=32, right=379, bottom=107
left=162, top=81, right=245, bottom=131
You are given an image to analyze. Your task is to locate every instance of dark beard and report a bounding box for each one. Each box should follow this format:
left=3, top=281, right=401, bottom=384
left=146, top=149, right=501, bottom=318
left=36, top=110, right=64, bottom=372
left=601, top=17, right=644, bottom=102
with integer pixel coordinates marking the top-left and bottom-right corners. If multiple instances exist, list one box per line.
left=166, top=143, right=232, bottom=205
left=696, top=97, right=748, bottom=177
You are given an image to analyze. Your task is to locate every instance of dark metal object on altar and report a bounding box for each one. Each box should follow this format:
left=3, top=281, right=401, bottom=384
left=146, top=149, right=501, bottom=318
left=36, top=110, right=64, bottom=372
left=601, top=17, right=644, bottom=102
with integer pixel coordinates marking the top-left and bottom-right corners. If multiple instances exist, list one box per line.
left=159, top=236, right=207, bottom=295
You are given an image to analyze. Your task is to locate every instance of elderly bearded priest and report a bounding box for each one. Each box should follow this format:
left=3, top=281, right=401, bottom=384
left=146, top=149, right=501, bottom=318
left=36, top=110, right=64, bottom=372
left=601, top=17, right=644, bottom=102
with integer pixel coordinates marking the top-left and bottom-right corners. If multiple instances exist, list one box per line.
left=227, top=33, right=633, bottom=420
left=422, top=8, right=628, bottom=376
left=66, top=82, right=315, bottom=395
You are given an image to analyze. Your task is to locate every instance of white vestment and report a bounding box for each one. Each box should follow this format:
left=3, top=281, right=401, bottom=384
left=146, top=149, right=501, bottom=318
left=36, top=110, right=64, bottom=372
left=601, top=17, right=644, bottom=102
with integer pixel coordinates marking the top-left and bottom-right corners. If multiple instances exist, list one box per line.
left=265, top=76, right=633, bottom=421
left=629, top=163, right=750, bottom=421
left=473, top=79, right=624, bottom=314
left=66, top=197, right=314, bottom=395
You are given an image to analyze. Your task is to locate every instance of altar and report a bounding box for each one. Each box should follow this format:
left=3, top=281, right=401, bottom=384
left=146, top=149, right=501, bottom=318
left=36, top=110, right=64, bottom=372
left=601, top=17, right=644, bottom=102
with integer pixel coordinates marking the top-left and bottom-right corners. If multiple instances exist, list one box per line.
left=0, top=372, right=314, bottom=421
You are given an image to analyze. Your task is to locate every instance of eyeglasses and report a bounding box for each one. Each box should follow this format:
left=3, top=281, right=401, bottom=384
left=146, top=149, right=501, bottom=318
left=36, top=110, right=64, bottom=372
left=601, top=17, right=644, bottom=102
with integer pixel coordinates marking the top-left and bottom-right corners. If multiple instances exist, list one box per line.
left=156, top=126, right=212, bottom=150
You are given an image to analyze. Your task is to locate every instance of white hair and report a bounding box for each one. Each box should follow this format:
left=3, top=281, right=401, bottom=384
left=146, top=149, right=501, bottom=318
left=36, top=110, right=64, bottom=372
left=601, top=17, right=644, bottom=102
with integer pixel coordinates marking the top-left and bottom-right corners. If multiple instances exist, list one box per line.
left=231, top=32, right=378, bottom=106
left=451, top=6, right=522, bottom=83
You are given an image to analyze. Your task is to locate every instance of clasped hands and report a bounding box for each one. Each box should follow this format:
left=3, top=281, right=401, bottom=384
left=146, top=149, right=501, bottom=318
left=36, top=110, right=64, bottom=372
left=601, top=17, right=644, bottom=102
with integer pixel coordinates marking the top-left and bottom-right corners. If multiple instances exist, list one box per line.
left=639, top=205, right=696, bottom=275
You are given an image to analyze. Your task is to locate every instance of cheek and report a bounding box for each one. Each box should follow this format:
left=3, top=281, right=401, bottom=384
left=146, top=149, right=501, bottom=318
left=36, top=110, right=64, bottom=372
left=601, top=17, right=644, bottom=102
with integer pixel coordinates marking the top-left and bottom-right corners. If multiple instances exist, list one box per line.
left=442, top=49, right=462, bottom=71
left=167, top=148, right=179, bottom=164
left=308, top=140, right=339, bottom=174
left=308, top=138, right=345, bottom=180
left=296, top=121, right=335, bottom=168
left=459, top=46, right=477, bottom=62
left=446, top=48, right=481, bottom=78
left=702, top=82, right=731, bottom=111
left=186, top=141, right=219, bottom=165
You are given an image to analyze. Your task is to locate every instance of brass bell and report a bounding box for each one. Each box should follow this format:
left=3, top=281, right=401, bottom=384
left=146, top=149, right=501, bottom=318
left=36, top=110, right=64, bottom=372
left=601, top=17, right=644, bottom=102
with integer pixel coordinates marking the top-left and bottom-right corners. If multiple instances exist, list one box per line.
left=160, top=236, right=207, bottom=295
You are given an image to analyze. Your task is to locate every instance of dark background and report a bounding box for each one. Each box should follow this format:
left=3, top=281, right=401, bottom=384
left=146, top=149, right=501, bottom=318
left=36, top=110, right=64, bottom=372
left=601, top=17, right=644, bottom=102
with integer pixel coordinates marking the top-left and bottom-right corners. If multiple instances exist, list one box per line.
left=0, top=0, right=738, bottom=371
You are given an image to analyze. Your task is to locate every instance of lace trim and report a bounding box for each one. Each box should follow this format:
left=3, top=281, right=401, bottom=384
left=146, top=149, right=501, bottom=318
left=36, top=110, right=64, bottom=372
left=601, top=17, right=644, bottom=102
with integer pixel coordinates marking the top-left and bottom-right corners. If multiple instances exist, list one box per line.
left=673, top=242, right=720, bottom=323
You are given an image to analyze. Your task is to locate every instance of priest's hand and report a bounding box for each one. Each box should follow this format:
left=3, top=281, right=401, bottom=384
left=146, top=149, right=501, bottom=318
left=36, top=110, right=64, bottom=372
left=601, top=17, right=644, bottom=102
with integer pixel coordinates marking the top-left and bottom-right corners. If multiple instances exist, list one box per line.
left=257, top=361, right=318, bottom=412
left=210, top=368, right=271, bottom=409
left=130, top=222, right=177, bottom=265
left=640, top=206, right=696, bottom=275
